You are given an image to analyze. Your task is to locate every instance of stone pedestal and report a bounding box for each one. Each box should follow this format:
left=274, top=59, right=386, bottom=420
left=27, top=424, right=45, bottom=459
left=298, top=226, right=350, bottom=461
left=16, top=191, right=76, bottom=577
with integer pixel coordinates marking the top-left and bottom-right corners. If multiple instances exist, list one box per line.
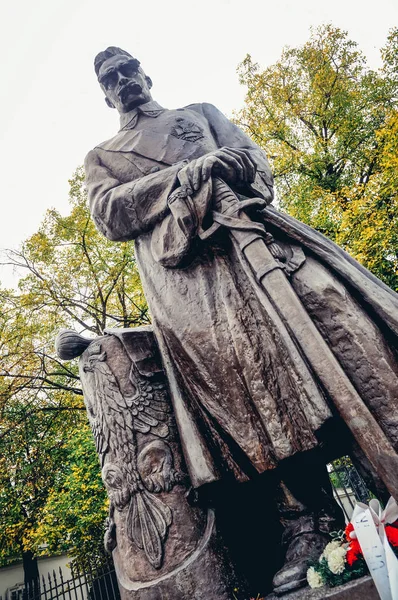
left=57, top=327, right=243, bottom=600
left=267, top=576, right=378, bottom=600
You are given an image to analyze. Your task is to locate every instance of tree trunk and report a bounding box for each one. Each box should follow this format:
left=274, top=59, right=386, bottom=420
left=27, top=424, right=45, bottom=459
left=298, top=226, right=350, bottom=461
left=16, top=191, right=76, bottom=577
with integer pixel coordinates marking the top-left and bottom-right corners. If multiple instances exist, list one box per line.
left=23, top=550, right=40, bottom=598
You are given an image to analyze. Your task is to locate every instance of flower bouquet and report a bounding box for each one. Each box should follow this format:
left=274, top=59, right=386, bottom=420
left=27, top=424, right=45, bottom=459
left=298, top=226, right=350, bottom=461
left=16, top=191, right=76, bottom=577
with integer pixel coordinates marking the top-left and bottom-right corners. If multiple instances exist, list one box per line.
left=307, top=497, right=398, bottom=598
left=306, top=529, right=368, bottom=589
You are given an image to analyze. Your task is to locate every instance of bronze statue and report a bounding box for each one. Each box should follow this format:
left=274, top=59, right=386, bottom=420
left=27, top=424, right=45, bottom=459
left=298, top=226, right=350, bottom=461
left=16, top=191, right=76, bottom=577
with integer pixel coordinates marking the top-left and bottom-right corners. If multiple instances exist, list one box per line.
left=84, top=46, right=398, bottom=595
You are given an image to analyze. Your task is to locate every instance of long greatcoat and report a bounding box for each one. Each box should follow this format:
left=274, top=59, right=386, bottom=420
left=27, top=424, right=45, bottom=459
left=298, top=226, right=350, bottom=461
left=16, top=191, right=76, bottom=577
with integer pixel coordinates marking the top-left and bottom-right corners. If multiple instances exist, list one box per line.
left=85, top=101, right=398, bottom=489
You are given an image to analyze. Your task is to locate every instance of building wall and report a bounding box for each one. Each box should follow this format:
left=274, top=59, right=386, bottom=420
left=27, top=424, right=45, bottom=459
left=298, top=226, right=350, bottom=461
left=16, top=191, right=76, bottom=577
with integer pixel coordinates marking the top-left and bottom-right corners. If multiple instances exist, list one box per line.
left=0, top=555, right=72, bottom=598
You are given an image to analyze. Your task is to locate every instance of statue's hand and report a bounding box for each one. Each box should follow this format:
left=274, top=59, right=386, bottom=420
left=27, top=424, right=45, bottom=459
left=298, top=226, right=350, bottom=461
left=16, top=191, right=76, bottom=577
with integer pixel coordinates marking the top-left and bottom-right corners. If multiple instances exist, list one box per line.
left=178, top=148, right=256, bottom=193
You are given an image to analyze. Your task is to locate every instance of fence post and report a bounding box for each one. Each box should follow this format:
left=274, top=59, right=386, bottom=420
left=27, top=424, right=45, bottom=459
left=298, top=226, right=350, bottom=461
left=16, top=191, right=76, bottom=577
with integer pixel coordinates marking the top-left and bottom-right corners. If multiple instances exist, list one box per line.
left=41, top=575, right=48, bottom=600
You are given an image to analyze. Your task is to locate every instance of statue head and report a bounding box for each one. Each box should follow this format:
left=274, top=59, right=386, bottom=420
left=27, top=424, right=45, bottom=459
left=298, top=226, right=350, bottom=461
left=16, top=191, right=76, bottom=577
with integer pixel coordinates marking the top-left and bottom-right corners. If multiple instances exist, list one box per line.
left=94, top=46, right=153, bottom=114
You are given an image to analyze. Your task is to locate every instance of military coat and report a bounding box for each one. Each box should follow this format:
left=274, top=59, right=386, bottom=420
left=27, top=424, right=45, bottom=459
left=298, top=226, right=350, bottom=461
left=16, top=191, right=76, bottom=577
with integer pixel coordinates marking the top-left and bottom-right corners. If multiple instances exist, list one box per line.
left=85, top=101, right=398, bottom=488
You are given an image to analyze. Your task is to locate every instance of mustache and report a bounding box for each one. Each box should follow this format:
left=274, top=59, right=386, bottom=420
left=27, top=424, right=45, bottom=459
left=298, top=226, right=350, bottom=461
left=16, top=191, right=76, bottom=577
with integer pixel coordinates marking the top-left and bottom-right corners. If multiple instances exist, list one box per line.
left=119, top=83, right=142, bottom=101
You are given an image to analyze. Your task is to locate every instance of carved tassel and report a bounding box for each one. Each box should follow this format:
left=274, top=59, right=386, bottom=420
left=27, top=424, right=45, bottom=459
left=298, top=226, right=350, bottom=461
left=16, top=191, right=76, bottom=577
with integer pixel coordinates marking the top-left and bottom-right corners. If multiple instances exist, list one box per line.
left=128, top=490, right=172, bottom=569
left=55, top=329, right=92, bottom=359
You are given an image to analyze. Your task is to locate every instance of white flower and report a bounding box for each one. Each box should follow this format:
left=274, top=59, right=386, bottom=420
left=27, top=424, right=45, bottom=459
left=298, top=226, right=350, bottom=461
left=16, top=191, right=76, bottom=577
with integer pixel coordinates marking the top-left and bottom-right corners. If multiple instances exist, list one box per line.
left=327, top=546, right=347, bottom=575
left=306, top=566, right=324, bottom=589
left=319, top=540, right=341, bottom=561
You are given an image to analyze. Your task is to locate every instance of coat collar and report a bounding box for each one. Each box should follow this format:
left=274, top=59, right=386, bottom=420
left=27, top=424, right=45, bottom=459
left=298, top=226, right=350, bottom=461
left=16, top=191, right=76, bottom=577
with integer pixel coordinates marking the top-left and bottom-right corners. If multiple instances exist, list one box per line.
left=119, top=100, right=165, bottom=130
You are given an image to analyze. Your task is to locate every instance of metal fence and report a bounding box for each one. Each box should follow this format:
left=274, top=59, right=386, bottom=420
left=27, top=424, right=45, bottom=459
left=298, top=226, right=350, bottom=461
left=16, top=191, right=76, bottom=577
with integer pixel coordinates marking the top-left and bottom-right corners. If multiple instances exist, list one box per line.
left=1, top=562, right=120, bottom=600
left=328, top=456, right=372, bottom=521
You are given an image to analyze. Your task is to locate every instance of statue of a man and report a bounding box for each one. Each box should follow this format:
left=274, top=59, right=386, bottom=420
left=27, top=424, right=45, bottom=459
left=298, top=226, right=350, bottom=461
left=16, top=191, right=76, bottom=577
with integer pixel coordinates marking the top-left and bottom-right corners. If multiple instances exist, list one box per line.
left=85, top=46, right=398, bottom=594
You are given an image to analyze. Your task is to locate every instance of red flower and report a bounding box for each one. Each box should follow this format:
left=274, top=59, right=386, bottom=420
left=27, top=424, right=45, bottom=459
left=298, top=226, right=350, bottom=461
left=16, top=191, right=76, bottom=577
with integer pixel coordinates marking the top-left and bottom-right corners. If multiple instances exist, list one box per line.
left=385, top=521, right=398, bottom=547
left=350, top=538, right=362, bottom=554
left=345, top=522, right=354, bottom=542
left=346, top=547, right=359, bottom=566
left=344, top=522, right=363, bottom=565
left=346, top=538, right=362, bottom=566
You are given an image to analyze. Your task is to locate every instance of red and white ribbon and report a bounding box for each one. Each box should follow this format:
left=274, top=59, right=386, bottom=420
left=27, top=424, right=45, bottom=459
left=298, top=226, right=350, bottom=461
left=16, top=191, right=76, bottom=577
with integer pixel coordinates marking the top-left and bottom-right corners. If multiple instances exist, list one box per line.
left=351, top=497, right=398, bottom=600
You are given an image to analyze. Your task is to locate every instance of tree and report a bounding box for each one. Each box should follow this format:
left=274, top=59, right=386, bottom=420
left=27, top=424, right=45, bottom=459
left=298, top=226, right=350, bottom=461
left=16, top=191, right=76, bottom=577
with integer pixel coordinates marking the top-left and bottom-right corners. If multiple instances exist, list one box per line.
left=0, top=386, right=83, bottom=581
left=26, top=424, right=109, bottom=572
left=0, top=168, right=148, bottom=578
left=237, top=25, right=398, bottom=289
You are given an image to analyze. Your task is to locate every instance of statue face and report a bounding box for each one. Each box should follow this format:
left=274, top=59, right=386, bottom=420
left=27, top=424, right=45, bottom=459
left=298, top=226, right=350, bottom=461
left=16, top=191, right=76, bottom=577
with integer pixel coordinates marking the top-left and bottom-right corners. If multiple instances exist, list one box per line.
left=98, top=55, right=152, bottom=113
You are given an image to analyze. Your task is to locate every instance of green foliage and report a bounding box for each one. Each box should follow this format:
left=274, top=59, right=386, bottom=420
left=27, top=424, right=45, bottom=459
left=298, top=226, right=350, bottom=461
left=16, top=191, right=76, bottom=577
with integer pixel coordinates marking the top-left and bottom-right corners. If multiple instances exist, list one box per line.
left=0, top=399, right=73, bottom=564
left=0, top=168, right=148, bottom=570
left=27, top=424, right=108, bottom=571
left=237, top=24, right=398, bottom=289
left=328, top=456, right=353, bottom=490
left=13, top=166, right=148, bottom=336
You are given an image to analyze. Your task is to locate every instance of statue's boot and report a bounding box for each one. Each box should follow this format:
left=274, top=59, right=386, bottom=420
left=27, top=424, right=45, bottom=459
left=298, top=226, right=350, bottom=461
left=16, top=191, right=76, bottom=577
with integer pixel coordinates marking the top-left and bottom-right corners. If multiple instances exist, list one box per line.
left=272, top=459, right=345, bottom=595
left=272, top=513, right=330, bottom=594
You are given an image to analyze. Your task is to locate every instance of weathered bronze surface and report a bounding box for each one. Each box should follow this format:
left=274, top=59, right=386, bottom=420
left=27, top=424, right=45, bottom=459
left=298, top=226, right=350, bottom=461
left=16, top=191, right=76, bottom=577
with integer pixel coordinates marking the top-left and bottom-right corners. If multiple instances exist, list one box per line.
left=57, top=327, right=242, bottom=599
left=80, top=46, right=398, bottom=595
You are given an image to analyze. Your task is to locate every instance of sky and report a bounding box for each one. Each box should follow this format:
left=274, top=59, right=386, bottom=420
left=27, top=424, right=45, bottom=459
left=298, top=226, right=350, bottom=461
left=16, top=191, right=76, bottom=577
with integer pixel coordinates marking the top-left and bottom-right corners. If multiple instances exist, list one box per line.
left=0, top=0, right=397, bottom=285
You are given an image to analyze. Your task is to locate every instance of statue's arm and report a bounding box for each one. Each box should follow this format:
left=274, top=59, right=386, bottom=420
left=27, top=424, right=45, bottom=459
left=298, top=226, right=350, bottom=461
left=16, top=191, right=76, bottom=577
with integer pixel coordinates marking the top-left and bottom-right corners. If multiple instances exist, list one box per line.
left=84, top=149, right=181, bottom=242
left=198, top=103, right=274, bottom=202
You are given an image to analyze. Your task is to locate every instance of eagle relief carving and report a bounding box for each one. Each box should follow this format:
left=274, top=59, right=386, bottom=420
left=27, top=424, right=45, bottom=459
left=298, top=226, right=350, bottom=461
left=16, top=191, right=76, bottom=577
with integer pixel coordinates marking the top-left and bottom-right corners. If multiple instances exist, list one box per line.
left=80, top=341, right=183, bottom=569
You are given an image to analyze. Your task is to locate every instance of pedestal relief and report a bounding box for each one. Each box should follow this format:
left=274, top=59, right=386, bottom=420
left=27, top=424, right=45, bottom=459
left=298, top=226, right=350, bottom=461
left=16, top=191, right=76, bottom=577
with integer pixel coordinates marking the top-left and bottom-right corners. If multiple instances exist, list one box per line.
left=56, top=327, right=242, bottom=600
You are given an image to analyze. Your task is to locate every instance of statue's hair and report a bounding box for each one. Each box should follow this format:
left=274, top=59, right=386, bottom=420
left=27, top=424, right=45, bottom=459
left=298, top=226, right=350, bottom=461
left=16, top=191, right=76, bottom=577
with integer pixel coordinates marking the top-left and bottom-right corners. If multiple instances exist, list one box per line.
left=94, top=47, right=139, bottom=76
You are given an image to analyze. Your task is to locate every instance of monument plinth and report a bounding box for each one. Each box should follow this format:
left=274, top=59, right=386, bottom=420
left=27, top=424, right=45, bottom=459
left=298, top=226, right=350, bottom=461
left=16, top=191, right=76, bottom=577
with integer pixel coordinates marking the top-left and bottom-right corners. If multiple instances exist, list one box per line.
left=56, top=327, right=243, bottom=599
left=267, top=576, right=378, bottom=600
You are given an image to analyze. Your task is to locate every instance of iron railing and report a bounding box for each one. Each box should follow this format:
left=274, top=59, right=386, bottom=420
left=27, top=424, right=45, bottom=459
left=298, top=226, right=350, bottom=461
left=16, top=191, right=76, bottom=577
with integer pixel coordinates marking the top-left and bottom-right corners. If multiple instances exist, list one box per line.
left=328, top=456, right=372, bottom=521
left=1, top=562, right=120, bottom=600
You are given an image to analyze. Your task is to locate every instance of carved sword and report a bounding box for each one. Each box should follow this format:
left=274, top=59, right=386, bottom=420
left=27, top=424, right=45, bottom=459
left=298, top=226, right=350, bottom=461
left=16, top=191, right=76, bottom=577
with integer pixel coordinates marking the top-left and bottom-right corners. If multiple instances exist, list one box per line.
left=177, top=176, right=398, bottom=500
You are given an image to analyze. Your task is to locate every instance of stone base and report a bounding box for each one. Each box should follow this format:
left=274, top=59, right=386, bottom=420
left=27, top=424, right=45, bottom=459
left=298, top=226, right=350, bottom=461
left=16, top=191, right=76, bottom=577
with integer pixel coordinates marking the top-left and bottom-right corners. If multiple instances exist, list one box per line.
left=266, top=576, right=378, bottom=600
left=72, top=327, right=246, bottom=600
left=115, top=509, right=244, bottom=600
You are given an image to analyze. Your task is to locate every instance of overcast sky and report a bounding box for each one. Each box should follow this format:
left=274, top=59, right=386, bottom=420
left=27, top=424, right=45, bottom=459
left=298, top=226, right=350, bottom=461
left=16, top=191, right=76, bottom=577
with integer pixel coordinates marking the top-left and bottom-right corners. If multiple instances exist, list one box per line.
left=1, top=0, right=397, bottom=285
